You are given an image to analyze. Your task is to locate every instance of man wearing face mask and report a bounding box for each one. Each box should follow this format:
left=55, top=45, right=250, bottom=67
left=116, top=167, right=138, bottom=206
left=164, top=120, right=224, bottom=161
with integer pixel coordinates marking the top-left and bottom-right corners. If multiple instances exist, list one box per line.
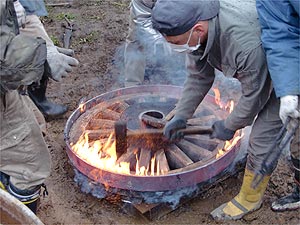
left=152, top=0, right=283, bottom=221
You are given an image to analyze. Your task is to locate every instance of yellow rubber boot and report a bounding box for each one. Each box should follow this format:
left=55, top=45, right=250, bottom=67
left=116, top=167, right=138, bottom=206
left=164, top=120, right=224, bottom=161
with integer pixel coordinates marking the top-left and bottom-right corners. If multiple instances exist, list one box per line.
left=210, top=169, right=270, bottom=221
left=0, top=172, right=9, bottom=190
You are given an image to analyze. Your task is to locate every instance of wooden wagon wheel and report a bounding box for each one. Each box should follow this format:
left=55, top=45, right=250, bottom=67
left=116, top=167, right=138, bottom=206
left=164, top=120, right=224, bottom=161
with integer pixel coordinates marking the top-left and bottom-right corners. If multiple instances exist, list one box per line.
left=73, top=91, right=227, bottom=176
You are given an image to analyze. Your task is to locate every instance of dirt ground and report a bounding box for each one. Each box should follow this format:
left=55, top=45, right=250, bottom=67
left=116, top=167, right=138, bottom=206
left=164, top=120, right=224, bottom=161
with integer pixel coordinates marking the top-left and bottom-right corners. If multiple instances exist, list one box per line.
left=37, top=0, right=300, bottom=224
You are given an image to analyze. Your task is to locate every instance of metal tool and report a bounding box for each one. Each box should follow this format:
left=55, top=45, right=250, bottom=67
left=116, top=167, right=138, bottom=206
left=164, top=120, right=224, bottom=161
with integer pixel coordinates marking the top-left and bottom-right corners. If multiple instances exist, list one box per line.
left=252, top=117, right=299, bottom=189
left=62, top=15, right=75, bottom=49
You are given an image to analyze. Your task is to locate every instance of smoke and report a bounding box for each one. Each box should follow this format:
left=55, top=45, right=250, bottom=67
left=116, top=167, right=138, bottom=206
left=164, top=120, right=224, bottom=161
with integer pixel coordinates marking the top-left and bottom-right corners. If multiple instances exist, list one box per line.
left=109, top=25, right=187, bottom=89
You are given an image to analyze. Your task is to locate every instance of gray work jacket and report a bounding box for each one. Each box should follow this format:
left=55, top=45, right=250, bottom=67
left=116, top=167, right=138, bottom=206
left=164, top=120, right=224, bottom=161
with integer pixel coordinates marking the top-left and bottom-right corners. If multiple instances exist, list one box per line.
left=176, top=0, right=272, bottom=131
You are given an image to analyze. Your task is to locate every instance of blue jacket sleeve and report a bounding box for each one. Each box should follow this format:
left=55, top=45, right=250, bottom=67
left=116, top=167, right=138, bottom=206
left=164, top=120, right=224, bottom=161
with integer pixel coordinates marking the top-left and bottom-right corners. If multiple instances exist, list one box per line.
left=256, top=0, right=300, bottom=97
left=19, top=0, right=48, bottom=17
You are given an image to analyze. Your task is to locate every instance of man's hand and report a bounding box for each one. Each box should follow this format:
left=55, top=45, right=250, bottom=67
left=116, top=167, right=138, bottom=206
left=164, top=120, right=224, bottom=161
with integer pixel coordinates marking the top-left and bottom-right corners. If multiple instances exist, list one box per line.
left=280, top=95, right=300, bottom=124
left=13, top=0, right=26, bottom=28
left=163, top=116, right=187, bottom=141
left=210, top=120, right=235, bottom=141
left=47, top=46, right=79, bottom=82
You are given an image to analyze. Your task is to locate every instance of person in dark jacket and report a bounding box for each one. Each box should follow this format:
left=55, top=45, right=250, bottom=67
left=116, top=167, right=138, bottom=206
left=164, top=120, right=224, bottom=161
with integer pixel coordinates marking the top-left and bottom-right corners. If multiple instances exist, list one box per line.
left=257, top=0, right=300, bottom=212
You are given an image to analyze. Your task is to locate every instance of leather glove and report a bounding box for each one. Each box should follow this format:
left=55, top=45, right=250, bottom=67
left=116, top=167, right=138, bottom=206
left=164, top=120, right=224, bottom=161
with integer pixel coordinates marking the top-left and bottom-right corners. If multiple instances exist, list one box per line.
left=47, top=46, right=79, bottom=82
left=210, top=120, right=235, bottom=141
left=163, top=116, right=187, bottom=141
left=13, top=0, right=26, bottom=28
left=279, top=95, right=300, bottom=124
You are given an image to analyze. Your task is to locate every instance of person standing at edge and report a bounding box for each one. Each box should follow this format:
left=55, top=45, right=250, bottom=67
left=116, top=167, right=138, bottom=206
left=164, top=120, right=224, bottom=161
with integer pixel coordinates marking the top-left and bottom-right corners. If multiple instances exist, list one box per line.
left=256, top=0, right=300, bottom=212
left=0, top=0, right=51, bottom=214
left=151, top=0, right=283, bottom=221
left=17, top=0, right=79, bottom=119
left=124, top=0, right=170, bottom=87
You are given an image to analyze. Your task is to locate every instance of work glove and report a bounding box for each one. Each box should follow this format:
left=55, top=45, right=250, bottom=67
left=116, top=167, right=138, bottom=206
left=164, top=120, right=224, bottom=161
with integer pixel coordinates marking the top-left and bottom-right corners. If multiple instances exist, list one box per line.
left=279, top=95, right=300, bottom=124
left=210, top=120, right=235, bottom=141
left=163, top=116, right=187, bottom=141
left=46, top=46, right=79, bottom=82
left=13, top=0, right=26, bottom=28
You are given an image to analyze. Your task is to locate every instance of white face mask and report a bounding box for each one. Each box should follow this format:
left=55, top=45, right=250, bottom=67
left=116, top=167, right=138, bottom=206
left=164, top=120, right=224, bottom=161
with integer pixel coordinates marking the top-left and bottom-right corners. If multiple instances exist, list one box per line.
left=169, top=28, right=201, bottom=53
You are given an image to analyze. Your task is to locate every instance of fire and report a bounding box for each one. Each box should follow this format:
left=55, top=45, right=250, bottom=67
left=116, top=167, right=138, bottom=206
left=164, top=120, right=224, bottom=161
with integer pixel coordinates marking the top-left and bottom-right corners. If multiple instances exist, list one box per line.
left=212, top=88, right=234, bottom=113
left=71, top=133, right=131, bottom=174
left=213, top=88, right=243, bottom=159
left=71, top=87, right=241, bottom=175
left=71, top=132, right=166, bottom=176
left=79, top=103, right=86, bottom=113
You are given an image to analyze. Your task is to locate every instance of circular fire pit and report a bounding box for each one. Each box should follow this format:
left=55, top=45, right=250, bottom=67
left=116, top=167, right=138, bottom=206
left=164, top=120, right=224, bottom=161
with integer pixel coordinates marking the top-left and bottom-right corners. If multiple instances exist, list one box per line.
left=64, top=85, right=241, bottom=192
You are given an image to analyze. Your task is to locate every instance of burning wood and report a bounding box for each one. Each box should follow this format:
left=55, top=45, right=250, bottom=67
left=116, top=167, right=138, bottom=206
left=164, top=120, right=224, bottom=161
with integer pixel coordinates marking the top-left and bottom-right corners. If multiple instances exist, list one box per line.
left=65, top=86, right=243, bottom=191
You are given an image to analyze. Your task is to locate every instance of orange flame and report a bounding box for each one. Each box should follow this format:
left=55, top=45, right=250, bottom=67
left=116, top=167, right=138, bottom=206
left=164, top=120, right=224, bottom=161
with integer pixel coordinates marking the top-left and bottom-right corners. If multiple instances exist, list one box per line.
left=213, top=87, right=243, bottom=159
left=212, top=88, right=234, bottom=113
left=71, top=132, right=166, bottom=176
left=79, top=103, right=86, bottom=113
left=71, top=87, right=242, bottom=175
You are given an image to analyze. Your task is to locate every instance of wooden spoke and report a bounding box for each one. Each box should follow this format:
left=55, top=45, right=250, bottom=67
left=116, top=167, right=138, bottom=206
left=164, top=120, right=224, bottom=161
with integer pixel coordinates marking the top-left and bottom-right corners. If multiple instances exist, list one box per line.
left=116, top=147, right=138, bottom=171
left=176, top=139, right=213, bottom=162
left=86, top=119, right=115, bottom=130
left=69, top=87, right=233, bottom=177
left=85, top=129, right=114, bottom=140
left=184, top=135, right=221, bottom=151
left=155, top=149, right=170, bottom=174
left=95, top=109, right=121, bottom=121
left=165, top=145, right=193, bottom=169
left=107, top=101, right=129, bottom=113
left=138, top=148, right=152, bottom=172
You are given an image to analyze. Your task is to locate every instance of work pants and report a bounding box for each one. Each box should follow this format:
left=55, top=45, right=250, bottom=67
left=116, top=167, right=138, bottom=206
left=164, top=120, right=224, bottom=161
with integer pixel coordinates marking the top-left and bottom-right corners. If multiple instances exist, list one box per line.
left=247, top=91, right=300, bottom=183
left=0, top=90, right=51, bottom=190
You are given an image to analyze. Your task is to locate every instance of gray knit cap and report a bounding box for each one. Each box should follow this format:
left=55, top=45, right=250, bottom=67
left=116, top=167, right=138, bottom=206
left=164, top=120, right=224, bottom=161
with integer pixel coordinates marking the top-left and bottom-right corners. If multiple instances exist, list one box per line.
left=152, top=0, right=220, bottom=36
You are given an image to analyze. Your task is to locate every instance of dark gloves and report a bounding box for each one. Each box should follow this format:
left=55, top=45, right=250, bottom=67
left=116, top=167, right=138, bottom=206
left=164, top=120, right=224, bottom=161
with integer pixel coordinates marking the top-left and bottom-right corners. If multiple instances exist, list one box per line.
left=163, top=116, right=187, bottom=141
left=210, top=120, right=235, bottom=141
